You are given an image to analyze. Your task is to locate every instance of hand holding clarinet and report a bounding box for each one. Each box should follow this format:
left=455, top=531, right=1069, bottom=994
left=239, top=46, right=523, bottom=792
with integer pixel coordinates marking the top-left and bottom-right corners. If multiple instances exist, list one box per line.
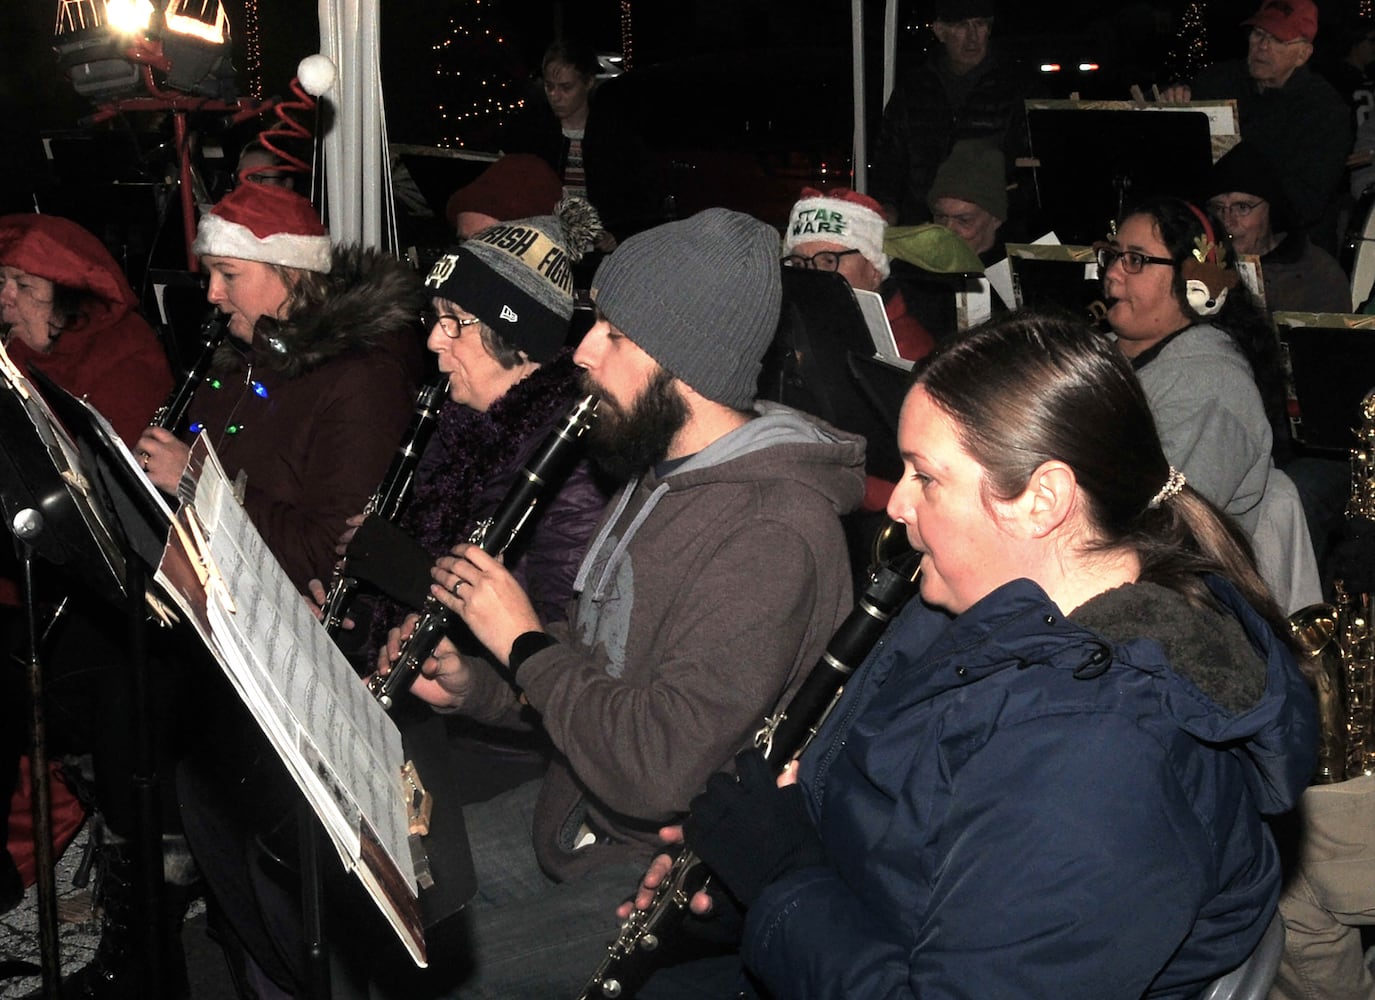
left=375, top=542, right=544, bottom=711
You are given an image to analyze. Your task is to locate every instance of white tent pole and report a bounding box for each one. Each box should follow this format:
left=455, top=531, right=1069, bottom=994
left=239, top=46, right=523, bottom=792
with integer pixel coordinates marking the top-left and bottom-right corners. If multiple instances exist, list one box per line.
left=884, top=0, right=898, bottom=107
left=852, top=0, right=867, bottom=192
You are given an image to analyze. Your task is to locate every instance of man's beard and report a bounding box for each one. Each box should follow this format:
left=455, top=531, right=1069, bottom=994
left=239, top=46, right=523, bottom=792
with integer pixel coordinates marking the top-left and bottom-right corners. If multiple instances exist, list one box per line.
left=580, top=367, right=689, bottom=481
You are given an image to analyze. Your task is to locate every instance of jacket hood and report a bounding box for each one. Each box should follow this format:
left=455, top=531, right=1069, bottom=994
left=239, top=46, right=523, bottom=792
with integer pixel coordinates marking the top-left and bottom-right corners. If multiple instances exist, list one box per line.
left=573, top=402, right=865, bottom=600
left=657, top=401, right=866, bottom=515
left=0, top=214, right=138, bottom=331
left=215, top=243, right=426, bottom=378
left=923, top=576, right=1316, bottom=815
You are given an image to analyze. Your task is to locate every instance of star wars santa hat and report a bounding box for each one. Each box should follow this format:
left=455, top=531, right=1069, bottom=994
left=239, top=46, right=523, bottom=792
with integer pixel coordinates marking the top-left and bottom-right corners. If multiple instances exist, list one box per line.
left=192, top=182, right=332, bottom=273
left=783, top=187, right=890, bottom=279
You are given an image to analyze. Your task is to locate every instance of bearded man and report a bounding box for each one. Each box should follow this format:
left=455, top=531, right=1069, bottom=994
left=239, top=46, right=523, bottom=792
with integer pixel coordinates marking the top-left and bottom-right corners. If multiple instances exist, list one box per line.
left=384, top=207, right=866, bottom=997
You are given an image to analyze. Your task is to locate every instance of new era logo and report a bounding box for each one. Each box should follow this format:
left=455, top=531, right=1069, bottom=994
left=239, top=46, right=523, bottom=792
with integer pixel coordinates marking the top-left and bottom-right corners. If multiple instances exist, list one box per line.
left=500, top=305, right=518, bottom=323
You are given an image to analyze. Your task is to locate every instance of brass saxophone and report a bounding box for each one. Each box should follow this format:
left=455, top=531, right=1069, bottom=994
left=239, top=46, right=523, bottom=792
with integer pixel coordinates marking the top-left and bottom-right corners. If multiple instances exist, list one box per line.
left=151, top=311, right=229, bottom=432
left=368, top=393, right=599, bottom=710
left=577, top=523, right=923, bottom=1000
left=318, top=376, right=448, bottom=637
left=1291, top=387, right=1375, bottom=783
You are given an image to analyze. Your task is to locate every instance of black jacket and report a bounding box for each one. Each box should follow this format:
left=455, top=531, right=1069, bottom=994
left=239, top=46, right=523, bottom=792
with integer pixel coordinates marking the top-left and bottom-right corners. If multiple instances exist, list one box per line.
left=870, top=48, right=1036, bottom=225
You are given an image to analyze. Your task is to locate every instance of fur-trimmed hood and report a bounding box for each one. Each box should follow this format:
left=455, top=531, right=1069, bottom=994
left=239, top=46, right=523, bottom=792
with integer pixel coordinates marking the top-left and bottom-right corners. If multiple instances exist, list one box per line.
left=213, top=243, right=425, bottom=378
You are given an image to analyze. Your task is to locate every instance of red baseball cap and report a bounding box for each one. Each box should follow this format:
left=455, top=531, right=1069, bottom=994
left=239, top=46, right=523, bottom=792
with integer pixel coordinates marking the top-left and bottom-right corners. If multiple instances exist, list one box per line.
left=1243, top=0, right=1319, bottom=43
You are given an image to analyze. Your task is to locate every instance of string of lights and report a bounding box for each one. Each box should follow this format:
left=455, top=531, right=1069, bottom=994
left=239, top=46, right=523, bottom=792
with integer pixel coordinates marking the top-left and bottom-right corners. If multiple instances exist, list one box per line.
left=242, top=0, right=263, bottom=99
left=620, top=0, right=633, bottom=72
left=430, top=0, right=524, bottom=148
left=1165, top=0, right=1207, bottom=85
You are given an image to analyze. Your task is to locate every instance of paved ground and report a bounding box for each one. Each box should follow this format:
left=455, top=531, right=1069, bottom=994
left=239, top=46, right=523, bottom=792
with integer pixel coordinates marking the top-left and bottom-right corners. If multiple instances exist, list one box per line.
left=0, top=822, right=236, bottom=1000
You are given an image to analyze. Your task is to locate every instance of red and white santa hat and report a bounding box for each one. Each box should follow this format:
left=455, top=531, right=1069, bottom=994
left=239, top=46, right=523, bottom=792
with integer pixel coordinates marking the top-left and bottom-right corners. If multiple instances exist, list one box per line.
left=192, top=53, right=335, bottom=273
left=192, top=181, right=332, bottom=273
left=783, top=186, right=890, bottom=279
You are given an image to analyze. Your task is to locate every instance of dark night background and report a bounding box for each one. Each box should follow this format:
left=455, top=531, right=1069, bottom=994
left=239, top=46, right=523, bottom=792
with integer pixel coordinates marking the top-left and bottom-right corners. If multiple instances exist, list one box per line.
left=0, top=1, right=1367, bottom=224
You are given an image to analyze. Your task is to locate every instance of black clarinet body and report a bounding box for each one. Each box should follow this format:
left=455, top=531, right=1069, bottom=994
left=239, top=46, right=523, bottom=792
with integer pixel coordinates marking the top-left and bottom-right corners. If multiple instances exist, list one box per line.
left=578, top=534, right=922, bottom=1000
left=152, top=311, right=229, bottom=432
left=319, top=377, right=448, bottom=637
left=368, top=392, right=599, bottom=710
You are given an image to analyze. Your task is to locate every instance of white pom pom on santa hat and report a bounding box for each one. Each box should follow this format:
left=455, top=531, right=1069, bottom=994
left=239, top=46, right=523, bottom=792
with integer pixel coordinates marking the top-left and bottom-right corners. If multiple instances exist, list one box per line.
left=296, top=54, right=336, bottom=98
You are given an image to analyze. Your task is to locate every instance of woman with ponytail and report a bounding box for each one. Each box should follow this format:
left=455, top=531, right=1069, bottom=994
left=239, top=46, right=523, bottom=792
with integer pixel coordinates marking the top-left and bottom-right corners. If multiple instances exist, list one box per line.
left=632, top=312, right=1317, bottom=1000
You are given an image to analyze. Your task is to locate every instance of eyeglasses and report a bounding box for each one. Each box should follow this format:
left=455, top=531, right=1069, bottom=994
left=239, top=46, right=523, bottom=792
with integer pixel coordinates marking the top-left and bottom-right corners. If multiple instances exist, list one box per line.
left=1094, top=246, right=1176, bottom=275
left=933, top=211, right=983, bottom=229
left=781, top=248, right=862, bottom=272
left=1249, top=27, right=1310, bottom=49
left=1206, top=199, right=1263, bottom=219
left=421, top=306, right=482, bottom=338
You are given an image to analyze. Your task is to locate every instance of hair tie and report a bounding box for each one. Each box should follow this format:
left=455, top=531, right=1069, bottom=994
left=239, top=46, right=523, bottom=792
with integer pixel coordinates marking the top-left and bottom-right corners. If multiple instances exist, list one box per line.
left=1148, top=467, right=1186, bottom=509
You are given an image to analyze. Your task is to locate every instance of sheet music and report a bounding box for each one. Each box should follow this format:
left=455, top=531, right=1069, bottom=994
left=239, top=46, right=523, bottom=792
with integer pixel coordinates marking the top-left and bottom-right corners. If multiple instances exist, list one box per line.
left=852, top=288, right=902, bottom=359
left=155, top=438, right=425, bottom=966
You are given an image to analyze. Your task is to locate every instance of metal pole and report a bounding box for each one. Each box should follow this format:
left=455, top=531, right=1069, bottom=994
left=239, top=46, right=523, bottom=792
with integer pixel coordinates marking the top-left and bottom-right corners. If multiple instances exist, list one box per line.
left=14, top=509, right=61, bottom=999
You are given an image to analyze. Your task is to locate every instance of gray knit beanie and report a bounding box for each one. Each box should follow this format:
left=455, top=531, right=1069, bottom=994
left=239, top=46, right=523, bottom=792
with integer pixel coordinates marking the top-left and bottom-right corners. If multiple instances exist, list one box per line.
left=590, top=208, right=781, bottom=410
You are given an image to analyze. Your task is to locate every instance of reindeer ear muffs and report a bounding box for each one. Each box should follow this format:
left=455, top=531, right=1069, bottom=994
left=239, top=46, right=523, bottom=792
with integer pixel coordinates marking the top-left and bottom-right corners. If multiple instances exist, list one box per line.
left=1181, top=203, right=1240, bottom=318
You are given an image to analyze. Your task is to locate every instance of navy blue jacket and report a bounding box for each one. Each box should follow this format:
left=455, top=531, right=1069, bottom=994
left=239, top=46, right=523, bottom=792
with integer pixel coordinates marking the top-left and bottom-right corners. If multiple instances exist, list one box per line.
left=745, top=576, right=1316, bottom=999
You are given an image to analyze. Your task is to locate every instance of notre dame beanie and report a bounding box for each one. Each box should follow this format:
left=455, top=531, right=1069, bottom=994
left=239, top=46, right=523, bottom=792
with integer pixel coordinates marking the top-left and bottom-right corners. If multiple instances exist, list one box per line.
left=591, top=208, right=781, bottom=410
left=424, top=199, right=599, bottom=363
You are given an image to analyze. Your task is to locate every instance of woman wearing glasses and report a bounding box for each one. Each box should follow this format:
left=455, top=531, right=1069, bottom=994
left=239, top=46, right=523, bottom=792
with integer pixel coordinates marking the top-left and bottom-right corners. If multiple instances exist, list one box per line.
left=180, top=203, right=612, bottom=998
left=391, top=200, right=610, bottom=637
left=1098, top=195, right=1321, bottom=612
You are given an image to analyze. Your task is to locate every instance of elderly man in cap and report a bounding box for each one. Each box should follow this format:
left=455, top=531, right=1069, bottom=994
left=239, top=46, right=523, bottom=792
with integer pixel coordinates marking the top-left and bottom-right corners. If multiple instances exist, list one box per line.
left=870, top=0, right=1037, bottom=227
left=1204, top=140, right=1350, bottom=314
left=927, top=139, right=1009, bottom=263
left=1159, top=0, right=1350, bottom=251
left=386, top=207, right=866, bottom=997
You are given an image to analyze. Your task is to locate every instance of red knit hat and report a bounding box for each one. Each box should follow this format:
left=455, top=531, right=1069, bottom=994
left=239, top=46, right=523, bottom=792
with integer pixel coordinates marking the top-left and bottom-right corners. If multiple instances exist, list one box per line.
left=444, top=154, right=564, bottom=228
left=192, top=182, right=332, bottom=272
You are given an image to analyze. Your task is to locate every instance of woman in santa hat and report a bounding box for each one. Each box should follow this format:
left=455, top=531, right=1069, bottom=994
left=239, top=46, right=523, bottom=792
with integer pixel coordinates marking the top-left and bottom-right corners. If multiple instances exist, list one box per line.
left=137, top=179, right=426, bottom=592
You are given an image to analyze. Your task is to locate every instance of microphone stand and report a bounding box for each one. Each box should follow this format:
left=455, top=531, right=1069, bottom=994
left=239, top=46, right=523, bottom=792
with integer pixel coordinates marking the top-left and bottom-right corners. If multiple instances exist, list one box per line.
left=14, top=509, right=62, bottom=999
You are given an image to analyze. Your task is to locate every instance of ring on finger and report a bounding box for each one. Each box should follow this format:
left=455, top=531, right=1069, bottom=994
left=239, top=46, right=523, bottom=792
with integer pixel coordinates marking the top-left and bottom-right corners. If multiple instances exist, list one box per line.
left=451, top=578, right=464, bottom=596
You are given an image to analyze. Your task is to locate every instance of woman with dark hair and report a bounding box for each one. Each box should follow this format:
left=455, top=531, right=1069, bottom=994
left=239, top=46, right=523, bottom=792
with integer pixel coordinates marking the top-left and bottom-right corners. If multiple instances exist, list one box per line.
left=1099, top=194, right=1321, bottom=612
left=504, top=37, right=663, bottom=249
left=629, top=312, right=1317, bottom=999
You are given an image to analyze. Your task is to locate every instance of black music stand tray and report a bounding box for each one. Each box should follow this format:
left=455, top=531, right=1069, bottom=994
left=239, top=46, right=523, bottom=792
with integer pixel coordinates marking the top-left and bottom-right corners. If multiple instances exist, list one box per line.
left=761, top=268, right=909, bottom=483
left=1274, top=312, right=1375, bottom=453
left=1026, top=105, right=1218, bottom=246
left=1006, top=243, right=1106, bottom=318
left=0, top=367, right=174, bottom=998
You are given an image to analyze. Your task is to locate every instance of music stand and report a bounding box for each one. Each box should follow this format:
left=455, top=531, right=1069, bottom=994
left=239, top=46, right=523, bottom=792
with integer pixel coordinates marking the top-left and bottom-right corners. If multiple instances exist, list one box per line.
left=1006, top=243, right=1105, bottom=318
left=1274, top=311, right=1375, bottom=453
left=1025, top=100, right=1236, bottom=245
left=16, top=370, right=180, bottom=998
left=761, top=269, right=905, bottom=481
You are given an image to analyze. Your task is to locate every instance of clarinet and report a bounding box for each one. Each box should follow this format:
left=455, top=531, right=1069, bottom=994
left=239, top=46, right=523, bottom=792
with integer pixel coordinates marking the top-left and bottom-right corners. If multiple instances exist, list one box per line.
left=578, top=526, right=922, bottom=1000
left=368, top=392, right=599, bottom=710
left=151, top=311, right=229, bottom=431
left=319, top=376, right=449, bottom=637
